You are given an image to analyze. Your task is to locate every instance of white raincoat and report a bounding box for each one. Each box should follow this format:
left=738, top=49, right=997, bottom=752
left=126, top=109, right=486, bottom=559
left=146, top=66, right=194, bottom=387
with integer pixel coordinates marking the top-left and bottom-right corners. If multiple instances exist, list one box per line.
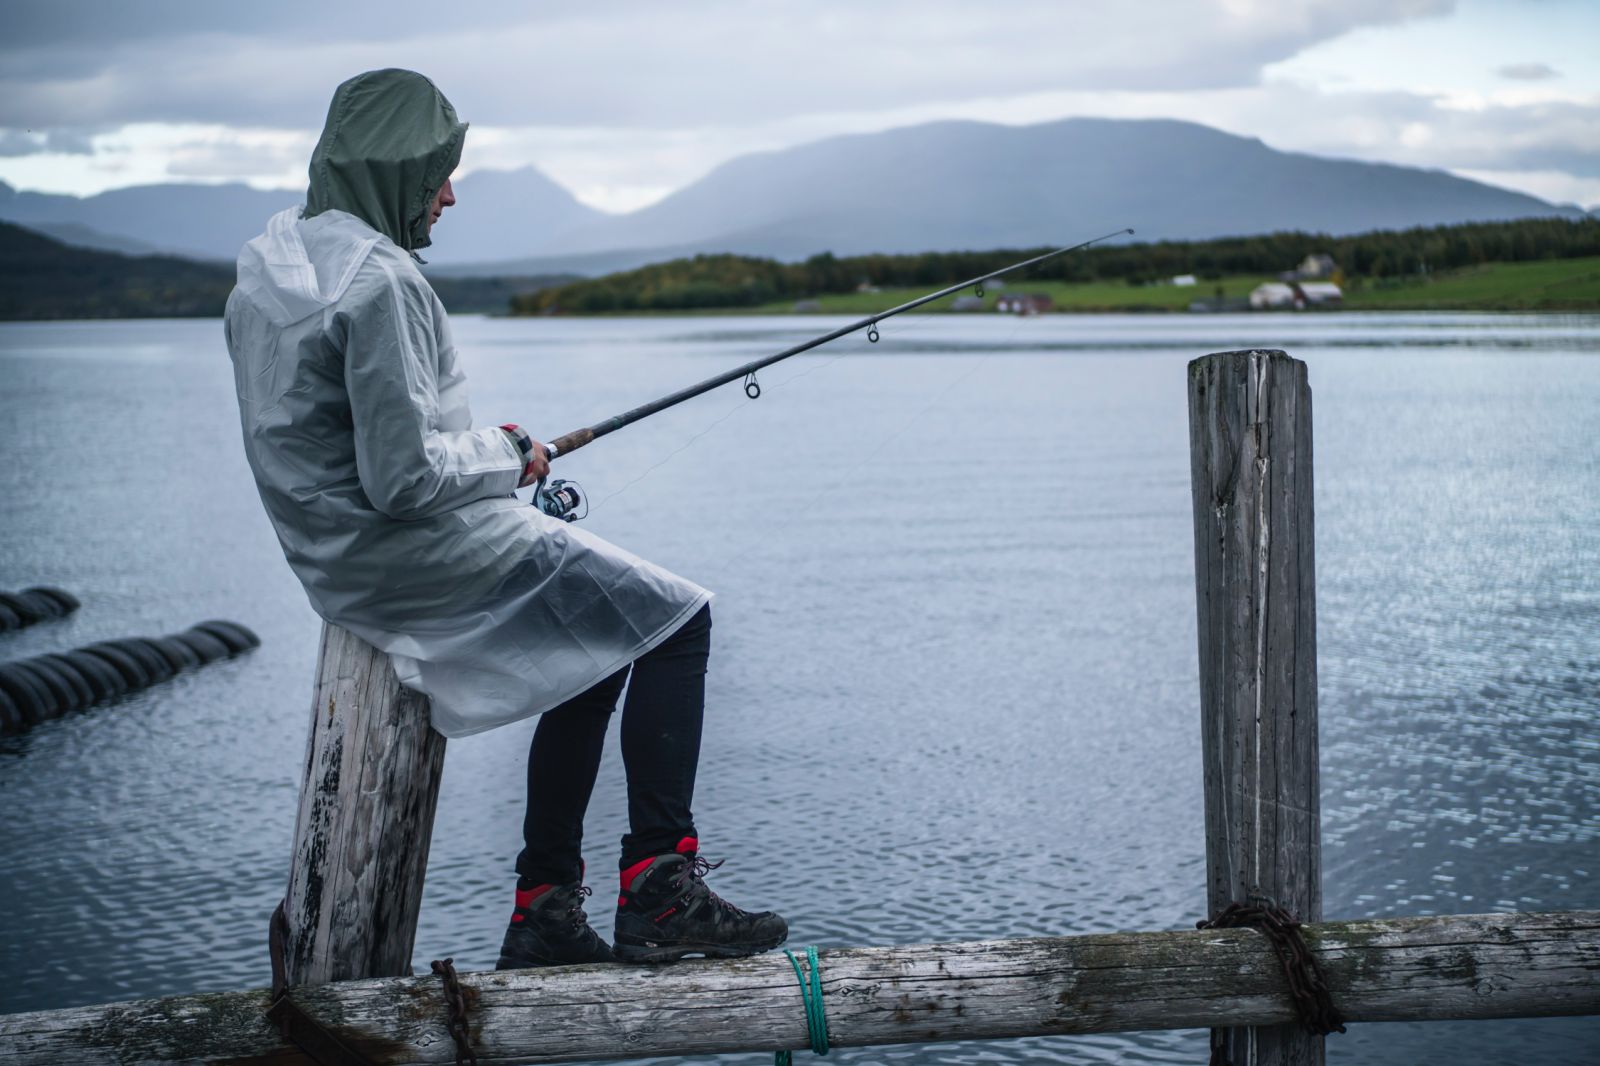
left=224, top=205, right=710, bottom=735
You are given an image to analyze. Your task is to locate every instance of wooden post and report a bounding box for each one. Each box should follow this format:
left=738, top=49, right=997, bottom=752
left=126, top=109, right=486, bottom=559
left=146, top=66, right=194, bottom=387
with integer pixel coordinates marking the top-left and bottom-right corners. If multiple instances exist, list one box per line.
left=1189, top=349, right=1321, bottom=1065
left=281, top=621, right=447, bottom=985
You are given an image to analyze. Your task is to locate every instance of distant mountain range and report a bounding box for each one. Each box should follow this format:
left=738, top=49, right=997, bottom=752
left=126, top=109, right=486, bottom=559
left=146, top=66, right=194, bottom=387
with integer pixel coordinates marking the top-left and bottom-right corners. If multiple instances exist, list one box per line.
left=1, top=117, right=1584, bottom=276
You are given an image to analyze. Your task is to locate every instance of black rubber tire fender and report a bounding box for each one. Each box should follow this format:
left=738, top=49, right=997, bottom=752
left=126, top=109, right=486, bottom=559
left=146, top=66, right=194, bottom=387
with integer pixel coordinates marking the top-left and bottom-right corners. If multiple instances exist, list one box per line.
left=82, top=644, right=152, bottom=690
left=10, top=661, right=66, bottom=719
left=0, top=591, right=43, bottom=625
left=15, top=589, right=65, bottom=620
left=0, top=664, right=45, bottom=719
left=108, top=638, right=174, bottom=683
left=118, top=633, right=178, bottom=675
left=0, top=603, right=21, bottom=631
left=0, top=663, right=53, bottom=724
left=26, top=586, right=81, bottom=614
left=57, top=649, right=126, bottom=702
left=35, top=654, right=96, bottom=711
left=28, top=657, right=84, bottom=712
left=191, top=620, right=261, bottom=655
left=0, top=684, right=24, bottom=734
left=29, top=658, right=87, bottom=714
left=173, top=629, right=231, bottom=664
left=146, top=635, right=201, bottom=673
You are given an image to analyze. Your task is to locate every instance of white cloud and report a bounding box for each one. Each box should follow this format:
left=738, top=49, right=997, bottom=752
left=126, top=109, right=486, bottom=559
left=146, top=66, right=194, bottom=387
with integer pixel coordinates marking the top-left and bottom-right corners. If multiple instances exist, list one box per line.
left=0, top=0, right=1452, bottom=129
left=0, top=128, right=93, bottom=157
left=2, top=0, right=1595, bottom=213
left=1266, top=0, right=1600, bottom=100
left=0, top=124, right=314, bottom=195
left=160, top=127, right=317, bottom=184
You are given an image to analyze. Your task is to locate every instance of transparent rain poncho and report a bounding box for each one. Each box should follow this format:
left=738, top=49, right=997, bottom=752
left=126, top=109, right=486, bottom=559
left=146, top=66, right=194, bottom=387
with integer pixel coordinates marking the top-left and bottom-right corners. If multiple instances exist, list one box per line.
left=223, top=70, right=709, bottom=736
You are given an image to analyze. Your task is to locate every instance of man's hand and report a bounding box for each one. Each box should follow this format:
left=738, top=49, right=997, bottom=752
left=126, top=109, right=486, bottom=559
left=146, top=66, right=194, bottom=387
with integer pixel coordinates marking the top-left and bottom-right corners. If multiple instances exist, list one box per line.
left=524, top=439, right=551, bottom=483
left=500, top=424, right=551, bottom=487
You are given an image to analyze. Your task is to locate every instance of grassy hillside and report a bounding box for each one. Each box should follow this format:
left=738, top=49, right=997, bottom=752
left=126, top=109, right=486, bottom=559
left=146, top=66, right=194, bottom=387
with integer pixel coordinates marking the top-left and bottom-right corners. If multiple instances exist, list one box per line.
left=519, top=217, right=1600, bottom=316
left=1341, top=256, right=1600, bottom=311
left=0, top=220, right=567, bottom=319
left=755, top=275, right=1275, bottom=314
left=0, top=219, right=234, bottom=319
left=751, top=259, right=1600, bottom=315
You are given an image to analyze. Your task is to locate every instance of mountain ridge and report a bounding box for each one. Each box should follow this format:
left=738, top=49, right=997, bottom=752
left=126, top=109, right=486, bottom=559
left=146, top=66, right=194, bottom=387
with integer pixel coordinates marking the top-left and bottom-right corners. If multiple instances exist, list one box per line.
left=1, top=117, right=1581, bottom=274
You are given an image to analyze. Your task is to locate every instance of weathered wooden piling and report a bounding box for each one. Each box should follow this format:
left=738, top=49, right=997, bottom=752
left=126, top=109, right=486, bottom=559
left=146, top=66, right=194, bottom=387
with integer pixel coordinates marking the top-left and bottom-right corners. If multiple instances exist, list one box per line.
left=3, top=912, right=1595, bottom=1063
left=1189, top=349, right=1322, bottom=1064
left=280, top=622, right=446, bottom=986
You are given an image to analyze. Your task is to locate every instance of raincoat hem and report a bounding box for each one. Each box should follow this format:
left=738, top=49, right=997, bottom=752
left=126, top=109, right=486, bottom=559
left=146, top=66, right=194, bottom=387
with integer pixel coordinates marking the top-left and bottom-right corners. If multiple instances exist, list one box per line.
left=423, top=588, right=714, bottom=739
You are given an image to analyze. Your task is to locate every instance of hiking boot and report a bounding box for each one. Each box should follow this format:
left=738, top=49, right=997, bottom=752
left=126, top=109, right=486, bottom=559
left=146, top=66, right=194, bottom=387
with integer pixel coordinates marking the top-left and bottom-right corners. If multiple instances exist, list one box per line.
left=496, top=879, right=615, bottom=969
left=613, top=837, right=788, bottom=963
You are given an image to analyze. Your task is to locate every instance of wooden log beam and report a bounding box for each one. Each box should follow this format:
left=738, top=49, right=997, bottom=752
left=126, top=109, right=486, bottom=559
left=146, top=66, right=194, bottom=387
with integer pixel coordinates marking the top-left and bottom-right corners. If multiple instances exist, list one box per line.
left=1189, top=349, right=1322, bottom=1064
left=281, top=622, right=447, bottom=986
left=2, top=912, right=1595, bottom=1065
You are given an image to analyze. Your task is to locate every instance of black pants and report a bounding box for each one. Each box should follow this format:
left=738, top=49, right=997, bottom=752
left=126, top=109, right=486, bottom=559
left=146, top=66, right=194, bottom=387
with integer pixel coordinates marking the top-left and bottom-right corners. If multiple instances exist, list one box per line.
left=515, top=603, right=710, bottom=887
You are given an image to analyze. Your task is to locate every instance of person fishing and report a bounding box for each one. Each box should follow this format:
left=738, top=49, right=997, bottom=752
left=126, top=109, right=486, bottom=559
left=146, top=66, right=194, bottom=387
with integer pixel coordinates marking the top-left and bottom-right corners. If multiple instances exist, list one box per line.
left=223, top=68, right=787, bottom=968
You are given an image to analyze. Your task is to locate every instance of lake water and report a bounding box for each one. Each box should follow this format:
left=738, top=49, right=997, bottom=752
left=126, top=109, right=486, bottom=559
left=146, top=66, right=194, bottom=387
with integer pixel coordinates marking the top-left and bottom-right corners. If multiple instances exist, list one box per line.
left=1, top=311, right=1597, bottom=1065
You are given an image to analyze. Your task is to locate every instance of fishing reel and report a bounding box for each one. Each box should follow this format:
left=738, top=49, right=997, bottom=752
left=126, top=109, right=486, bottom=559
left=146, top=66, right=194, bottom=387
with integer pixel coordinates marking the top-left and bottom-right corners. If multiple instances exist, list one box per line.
left=533, top=477, right=587, bottom=523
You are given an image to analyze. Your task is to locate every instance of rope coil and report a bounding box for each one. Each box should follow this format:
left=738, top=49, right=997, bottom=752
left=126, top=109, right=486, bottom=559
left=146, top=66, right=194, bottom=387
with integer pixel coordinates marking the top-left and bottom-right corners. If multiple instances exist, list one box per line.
left=775, top=945, right=829, bottom=1065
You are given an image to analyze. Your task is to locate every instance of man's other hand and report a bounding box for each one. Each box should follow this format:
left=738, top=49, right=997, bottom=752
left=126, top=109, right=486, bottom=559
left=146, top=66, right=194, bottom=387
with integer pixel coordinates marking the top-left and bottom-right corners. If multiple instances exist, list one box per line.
left=501, top=424, right=552, bottom=487
left=525, top=440, right=551, bottom=483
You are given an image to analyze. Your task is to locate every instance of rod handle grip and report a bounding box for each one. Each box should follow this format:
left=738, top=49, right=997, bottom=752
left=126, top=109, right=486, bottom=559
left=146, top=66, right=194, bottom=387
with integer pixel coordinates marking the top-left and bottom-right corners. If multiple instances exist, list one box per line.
left=546, top=428, right=594, bottom=460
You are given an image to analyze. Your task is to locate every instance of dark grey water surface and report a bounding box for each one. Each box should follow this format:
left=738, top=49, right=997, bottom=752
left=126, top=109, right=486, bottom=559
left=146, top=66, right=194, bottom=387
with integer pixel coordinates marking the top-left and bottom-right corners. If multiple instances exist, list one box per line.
left=1, top=312, right=1596, bottom=1064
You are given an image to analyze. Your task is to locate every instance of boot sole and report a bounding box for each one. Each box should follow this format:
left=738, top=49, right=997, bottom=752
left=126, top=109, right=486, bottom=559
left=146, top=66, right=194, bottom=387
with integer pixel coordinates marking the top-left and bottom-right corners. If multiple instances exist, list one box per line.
left=496, top=953, right=615, bottom=970
left=612, top=932, right=788, bottom=964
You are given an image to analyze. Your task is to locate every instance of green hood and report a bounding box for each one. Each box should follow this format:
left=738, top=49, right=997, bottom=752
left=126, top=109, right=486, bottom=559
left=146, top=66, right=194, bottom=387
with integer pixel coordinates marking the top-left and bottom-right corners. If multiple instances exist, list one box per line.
left=304, top=69, right=467, bottom=253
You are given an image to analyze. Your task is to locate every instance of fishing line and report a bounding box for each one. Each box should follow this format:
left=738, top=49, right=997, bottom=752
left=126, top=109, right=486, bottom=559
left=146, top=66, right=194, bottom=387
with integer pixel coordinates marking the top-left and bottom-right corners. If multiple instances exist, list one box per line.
left=540, top=229, right=1132, bottom=465
left=584, top=390, right=754, bottom=515
left=537, top=229, right=1133, bottom=522
left=803, top=321, right=1021, bottom=496
left=586, top=335, right=859, bottom=515
left=720, top=307, right=1036, bottom=576
left=589, top=266, right=1042, bottom=520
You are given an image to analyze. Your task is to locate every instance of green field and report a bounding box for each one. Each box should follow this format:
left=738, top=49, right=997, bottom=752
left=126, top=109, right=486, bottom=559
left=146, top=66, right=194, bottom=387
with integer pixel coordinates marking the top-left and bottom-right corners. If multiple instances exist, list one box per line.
left=1340, top=256, right=1600, bottom=311
left=750, top=257, right=1600, bottom=315
left=754, top=275, right=1274, bottom=314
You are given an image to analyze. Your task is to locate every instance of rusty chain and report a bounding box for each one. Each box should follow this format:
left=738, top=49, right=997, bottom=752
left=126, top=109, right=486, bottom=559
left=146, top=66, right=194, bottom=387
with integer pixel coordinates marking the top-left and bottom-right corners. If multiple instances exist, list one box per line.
left=430, top=957, right=478, bottom=1066
left=1197, top=897, right=1346, bottom=1066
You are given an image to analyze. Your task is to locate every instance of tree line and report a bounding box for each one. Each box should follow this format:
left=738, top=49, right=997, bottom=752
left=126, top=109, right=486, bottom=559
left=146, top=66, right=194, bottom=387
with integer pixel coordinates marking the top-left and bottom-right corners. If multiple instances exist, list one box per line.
left=0, top=220, right=568, bottom=320
left=513, top=216, right=1600, bottom=314
left=0, top=220, right=236, bottom=319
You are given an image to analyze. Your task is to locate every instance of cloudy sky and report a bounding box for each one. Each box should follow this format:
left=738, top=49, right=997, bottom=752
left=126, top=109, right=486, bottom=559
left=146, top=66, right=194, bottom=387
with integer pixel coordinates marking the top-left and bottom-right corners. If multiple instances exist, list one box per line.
left=3, top=0, right=1597, bottom=211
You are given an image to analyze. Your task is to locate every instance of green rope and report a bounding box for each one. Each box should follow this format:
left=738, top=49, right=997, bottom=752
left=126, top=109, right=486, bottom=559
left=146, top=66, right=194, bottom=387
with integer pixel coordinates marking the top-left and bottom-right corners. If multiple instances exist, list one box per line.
left=775, top=945, right=829, bottom=1065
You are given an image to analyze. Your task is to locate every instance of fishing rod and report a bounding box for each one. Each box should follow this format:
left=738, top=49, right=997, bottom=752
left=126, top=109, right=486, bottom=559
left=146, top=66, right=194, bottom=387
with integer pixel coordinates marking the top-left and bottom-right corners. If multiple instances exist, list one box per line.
left=532, top=226, right=1134, bottom=520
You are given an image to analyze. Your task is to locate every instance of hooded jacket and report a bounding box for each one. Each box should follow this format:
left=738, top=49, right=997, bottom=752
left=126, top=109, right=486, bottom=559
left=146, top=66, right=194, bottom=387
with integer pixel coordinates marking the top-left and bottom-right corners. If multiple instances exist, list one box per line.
left=224, top=70, right=709, bottom=736
left=305, top=67, right=466, bottom=254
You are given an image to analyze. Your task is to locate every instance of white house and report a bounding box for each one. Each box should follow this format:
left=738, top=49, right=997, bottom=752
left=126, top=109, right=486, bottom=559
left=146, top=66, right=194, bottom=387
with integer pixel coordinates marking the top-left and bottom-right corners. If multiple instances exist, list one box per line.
left=1250, top=281, right=1343, bottom=310
left=1250, top=283, right=1298, bottom=309
left=996, top=293, right=1054, bottom=315
left=1297, top=282, right=1343, bottom=306
left=1298, top=254, right=1337, bottom=279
